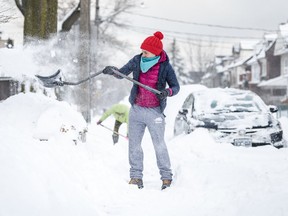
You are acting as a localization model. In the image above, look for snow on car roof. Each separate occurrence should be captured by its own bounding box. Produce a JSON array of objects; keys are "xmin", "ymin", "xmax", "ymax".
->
[{"xmin": 192, "ymin": 88, "xmax": 269, "ymax": 113}]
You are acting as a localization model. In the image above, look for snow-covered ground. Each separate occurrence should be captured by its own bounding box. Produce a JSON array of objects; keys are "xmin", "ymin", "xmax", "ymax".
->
[{"xmin": 1, "ymin": 85, "xmax": 288, "ymax": 216}]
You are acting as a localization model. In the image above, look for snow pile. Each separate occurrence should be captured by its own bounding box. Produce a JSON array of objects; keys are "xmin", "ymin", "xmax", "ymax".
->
[{"xmin": 33, "ymin": 100, "xmax": 87, "ymax": 142}]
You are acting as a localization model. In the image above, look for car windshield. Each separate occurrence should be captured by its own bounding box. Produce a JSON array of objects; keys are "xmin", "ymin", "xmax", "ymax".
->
[{"xmin": 193, "ymin": 89, "xmax": 268, "ymax": 114}]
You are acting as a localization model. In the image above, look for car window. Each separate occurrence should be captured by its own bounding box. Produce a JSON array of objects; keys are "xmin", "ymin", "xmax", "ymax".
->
[
  {"xmin": 182, "ymin": 94, "xmax": 193, "ymax": 110},
  {"xmin": 193, "ymin": 90, "xmax": 268, "ymax": 114}
]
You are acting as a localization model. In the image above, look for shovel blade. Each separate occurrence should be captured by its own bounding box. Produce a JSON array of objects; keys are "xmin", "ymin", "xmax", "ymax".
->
[{"xmin": 35, "ymin": 69, "xmax": 62, "ymax": 88}]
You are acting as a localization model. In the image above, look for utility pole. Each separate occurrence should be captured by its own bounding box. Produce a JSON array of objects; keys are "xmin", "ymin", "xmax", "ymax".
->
[
  {"xmin": 95, "ymin": 0, "xmax": 100, "ymax": 40},
  {"xmin": 79, "ymin": 0, "xmax": 91, "ymax": 123},
  {"xmin": 92, "ymin": 0, "xmax": 100, "ymax": 109}
]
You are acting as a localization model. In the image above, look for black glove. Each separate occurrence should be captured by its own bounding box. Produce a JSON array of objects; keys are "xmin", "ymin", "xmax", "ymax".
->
[
  {"xmin": 103, "ymin": 66, "xmax": 118, "ymax": 75},
  {"xmin": 96, "ymin": 120, "xmax": 102, "ymax": 125},
  {"xmin": 157, "ymin": 89, "xmax": 170, "ymax": 100},
  {"xmin": 112, "ymin": 134, "xmax": 119, "ymax": 144}
]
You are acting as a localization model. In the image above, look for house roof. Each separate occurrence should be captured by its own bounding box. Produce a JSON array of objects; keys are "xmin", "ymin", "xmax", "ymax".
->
[
  {"xmin": 216, "ymin": 65, "xmax": 226, "ymax": 73},
  {"xmin": 263, "ymin": 33, "xmax": 278, "ymax": 41},
  {"xmin": 258, "ymin": 75, "xmax": 288, "ymax": 88},
  {"xmin": 274, "ymin": 22, "xmax": 288, "ymax": 55},
  {"xmin": 228, "ymin": 55, "xmax": 253, "ymax": 68},
  {"xmin": 279, "ymin": 23, "xmax": 288, "ymax": 42},
  {"xmin": 247, "ymin": 39, "xmax": 277, "ymax": 64},
  {"xmin": 0, "ymin": 77, "xmax": 14, "ymax": 82},
  {"xmin": 233, "ymin": 40, "xmax": 258, "ymax": 51}
]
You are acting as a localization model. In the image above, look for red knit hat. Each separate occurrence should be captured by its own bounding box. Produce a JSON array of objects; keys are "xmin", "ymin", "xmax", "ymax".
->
[{"xmin": 140, "ymin": 31, "xmax": 164, "ymax": 55}]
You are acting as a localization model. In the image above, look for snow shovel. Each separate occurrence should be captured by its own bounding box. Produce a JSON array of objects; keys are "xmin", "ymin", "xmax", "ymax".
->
[
  {"xmin": 36, "ymin": 68, "xmax": 161, "ymax": 96},
  {"xmin": 35, "ymin": 69, "xmax": 104, "ymax": 88},
  {"xmin": 98, "ymin": 123, "xmax": 128, "ymax": 144},
  {"xmin": 111, "ymin": 68, "xmax": 162, "ymax": 95}
]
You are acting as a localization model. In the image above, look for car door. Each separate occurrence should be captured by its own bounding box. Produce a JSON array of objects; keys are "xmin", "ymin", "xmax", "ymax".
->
[{"xmin": 174, "ymin": 93, "xmax": 194, "ymax": 135}]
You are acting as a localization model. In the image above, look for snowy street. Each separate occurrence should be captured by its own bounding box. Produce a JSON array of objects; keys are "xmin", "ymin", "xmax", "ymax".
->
[{"xmin": 1, "ymin": 91, "xmax": 288, "ymax": 216}]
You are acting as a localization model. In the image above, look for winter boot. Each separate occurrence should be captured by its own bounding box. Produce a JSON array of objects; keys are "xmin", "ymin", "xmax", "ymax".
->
[
  {"xmin": 112, "ymin": 134, "xmax": 119, "ymax": 144},
  {"xmin": 129, "ymin": 178, "xmax": 144, "ymax": 189},
  {"xmin": 161, "ymin": 179, "xmax": 172, "ymax": 190}
]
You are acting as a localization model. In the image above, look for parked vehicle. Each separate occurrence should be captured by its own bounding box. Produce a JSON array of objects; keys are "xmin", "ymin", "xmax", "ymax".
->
[{"xmin": 174, "ymin": 88, "xmax": 287, "ymax": 148}]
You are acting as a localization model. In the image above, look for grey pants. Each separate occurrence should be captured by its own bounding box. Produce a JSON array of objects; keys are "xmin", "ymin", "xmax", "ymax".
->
[{"xmin": 128, "ymin": 105, "xmax": 173, "ymax": 180}]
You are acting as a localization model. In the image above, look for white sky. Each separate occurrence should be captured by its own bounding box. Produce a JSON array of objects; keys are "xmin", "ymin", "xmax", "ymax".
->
[
  {"xmin": 103, "ymin": 0, "xmax": 288, "ymax": 55},
  {"xmin": 136, "ymin": 0, "xmax": 288, "ymax": 34},
  {"xmin": 1, "ymin": 0, "xmax": 288, "ymax": 54}
]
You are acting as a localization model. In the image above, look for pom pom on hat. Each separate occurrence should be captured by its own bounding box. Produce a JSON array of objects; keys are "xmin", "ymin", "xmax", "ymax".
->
[
  {"xmin": 140, "ymin": 31, "xmax": 164, "ymax": 55},
  {"xmin": 154, "ymin": 31, "xmax": 164, "ymax": 40}
]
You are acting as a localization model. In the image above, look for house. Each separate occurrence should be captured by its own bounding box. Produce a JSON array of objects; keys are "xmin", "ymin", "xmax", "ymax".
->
[
  {"xmin": 0, "ymin": 32, "xmax": 6, "ymax": 48},
  {"xmin": 226, "ymin": 55, "xmax": 252, "ymax": 89},
  {"xmin": 0, "ymin": 32, "xmax": 13, "ymax": 48},
  {"xmin": 202, "ymin": 22, "xmax": 288, "ymax": 107},
  {"xmin": 257, "ymin": 23, "xmax": 288, "ymax": 104},
  {"xmin": 227, "ymin": 41, "xmax": 257, "ymax": 89},
  {"xmin": 0, "ymin": 77, "xmax": 18, "ymax": 101},
  {"xmin": 203, "ymin": 41, "xmax": 256, "ymax": 89},
  {"xmin": 202, "ymin": 55, "xmax": 234, "ymax": 88},
  {"xmin": 241, "ymin": 33, "xmax": 284, "ymax": 104}
]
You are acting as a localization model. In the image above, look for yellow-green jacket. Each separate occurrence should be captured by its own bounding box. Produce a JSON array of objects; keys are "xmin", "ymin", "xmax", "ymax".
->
[{"xmin": 100, "ymin": 104, "xmax": 129, "ymax": 125}]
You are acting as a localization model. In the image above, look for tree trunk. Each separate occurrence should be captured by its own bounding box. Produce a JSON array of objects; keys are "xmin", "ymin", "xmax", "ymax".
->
[
  {"xmin": 22, "ymin": 0, "xmax": 57, "ymax": 43},
  {"xmin": 46, "ymin": 0, "xmax": 57, "ymax": 36}
]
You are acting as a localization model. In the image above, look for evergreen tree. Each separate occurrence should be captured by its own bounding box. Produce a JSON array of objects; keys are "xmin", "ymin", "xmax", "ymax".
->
[{"xmin": 168, "ymin": 38, "xmax": 192, "ymax": 84}]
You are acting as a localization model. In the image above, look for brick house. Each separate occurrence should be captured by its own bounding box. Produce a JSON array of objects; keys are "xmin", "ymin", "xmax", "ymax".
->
[{"xmin": 257, "ymin": 23, "xmax": 288, "ymax": 104}]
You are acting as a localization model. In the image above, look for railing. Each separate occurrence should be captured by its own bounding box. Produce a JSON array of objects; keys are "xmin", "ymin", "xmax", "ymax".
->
[{"xmin": 276, "ymin": 104, "xmax": 288, "ymax": 118}]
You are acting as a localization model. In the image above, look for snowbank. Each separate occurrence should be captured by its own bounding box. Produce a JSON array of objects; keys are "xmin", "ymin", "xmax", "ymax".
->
[{"xmin": 1, "ymin": 90, "xmax": 288, "ymax": 216}]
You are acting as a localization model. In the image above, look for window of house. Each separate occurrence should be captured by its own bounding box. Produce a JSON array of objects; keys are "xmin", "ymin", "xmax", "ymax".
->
[
  {"xmin": 272, "ymin": 88, "xmax": 286, "ymax": 96},
  {"xmin": 262, "ymin": 61, "xmax": 267, "ymax": 77},
  {"xmin": 284, "ymin": 58, "xmax": 288, "ymax": 75},
  {"xmin": 252, "ymin": 64, "xmax": 260, "ymax": 82}
]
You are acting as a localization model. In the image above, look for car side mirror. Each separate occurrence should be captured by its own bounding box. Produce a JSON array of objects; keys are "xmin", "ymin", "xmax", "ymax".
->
[
  {"xmin": 269, "ymin": 105, "xmax": 278, "ymax": 113},
  {"xmin": 179, "ymin": 109, "xmax": 188, "ymax": 115}
]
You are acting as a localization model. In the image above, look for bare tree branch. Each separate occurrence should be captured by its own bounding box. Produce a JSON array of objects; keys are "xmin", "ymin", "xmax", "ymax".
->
[
  {"xmin": 100, "ymin": 0, "xmax": 137, "ymax": 34},
  {"xmin": 14, "ymin": 0, "xmax": 25, "ymax": 16},
  {"xmin": 60, "ymin": 2, "xmax": 81, "ymax": 32},
  {"xmin": 0, "ymin": 2, "xmax": 17, "ymax": 23}
]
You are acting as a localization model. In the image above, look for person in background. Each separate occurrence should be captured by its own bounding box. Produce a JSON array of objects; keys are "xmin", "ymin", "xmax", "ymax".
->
[
  {"xmin": 102, "ymin": 31, "xmax": 180, "ymax": 190},
  {"xmin": 97, "ymin": 103, "xmax": 129, "ymax": 144}
]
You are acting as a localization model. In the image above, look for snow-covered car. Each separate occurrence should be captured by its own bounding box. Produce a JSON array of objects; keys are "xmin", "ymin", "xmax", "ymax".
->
[{"xmin": 174, "ymin": 88, "xmax": 287, "ymax": 148}]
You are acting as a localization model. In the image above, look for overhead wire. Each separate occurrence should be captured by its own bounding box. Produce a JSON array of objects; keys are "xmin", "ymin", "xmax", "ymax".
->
[
  {"xmin": 123, "ymin": 24, "xmax": 264, "ymax": 40},
  {"xmin": 123, "ymin": 11, "xmax": 277, "ymax": 32},
  {"xmin": 124, "ymin": 27, "xmax": 245, "ymax": 51},
  {"xmin": 122, "ymin": 24, "xmax": 262, "ymax": 49},
  {"xmin": 115, "ymin": 12, "xmax": 274, "ymax": 50},
  {"xmin": 100, "ymin": 5, "xmax": 278, "ymax": 43},
  {"xmin": 100, "ymin": 5, "xmax": 278, "ymax": 52}
]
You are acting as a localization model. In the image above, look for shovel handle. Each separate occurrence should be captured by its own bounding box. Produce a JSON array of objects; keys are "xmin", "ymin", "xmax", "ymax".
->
[
  {"xmin": 36, "ymin": 69, "xmax": 104, "ymax": 87},
  {"xmin": 99, "ymin": 123, "xmax": 128, "ymax": 139},
  {"xmin": 111, "ymin": 69, "xmax": 161, "ymax": 95},
  {"xmin": 62, "ymin": 70, "xmax": 103, "ymax": 86}
]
